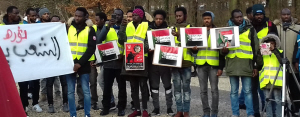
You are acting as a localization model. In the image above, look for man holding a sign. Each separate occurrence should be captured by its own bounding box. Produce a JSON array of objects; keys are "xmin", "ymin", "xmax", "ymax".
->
[
  {"xmin": 97, "ymin": 9, "xmax": 127, "ymax": 116},
  {"xmin": 148, "ymin": 10, "xmax": 174, "ymax": 116},
  {"xmin": 66, "ymin": 7, "xmax": 96, "ymax": 117},
  {"xmin": 222, "ymin": 9, "xmax": 260, "ymax": 117},
  {"xmin": 193, "ymin": 11, "xmax": 225, "ymax": 117},
  {"xmin": 171, "ymin": 7, "xmax": 194, "ymax": 117},
  {"xmin": 119, "ymin": 8, "xmax": 150, "ymax": 117}
]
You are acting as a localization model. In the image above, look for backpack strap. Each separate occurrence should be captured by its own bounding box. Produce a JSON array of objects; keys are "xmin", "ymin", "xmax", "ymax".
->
[{"xmin": 268, "ymin": 21, "xmax": 272, "ymax": 34}]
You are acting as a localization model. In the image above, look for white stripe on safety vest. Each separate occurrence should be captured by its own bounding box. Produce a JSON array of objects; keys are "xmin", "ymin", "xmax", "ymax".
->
[
  {"xmin": 69, "ymin": 43, "xmax": 87, "ymax": 48},
  {"xmin": 240, "ymin": 42, "xmax": 250, "ymax": 46},
  {"xmin": 127, "ymin": 36, "xmax": 145, "ymax": 42},
  {"xmin": 69, "ymin": 42, "xmax": 77, "ymax": 46},
  {"xmin": 264, "ymin": 66, "xmax": 280, "ymax": 71},
  {"xmin": 119, "ymin": 47, "xmax": 124, "ymax": 52},
  {"xmin": 260, "ymin": 76, "xmax": 283, "ymax": 83},
  {"xmin": 71, "ymin": 51, "xmax": 77, "ymax": 54},
  {"xmin": 77, "ymin": 52, "xmax": 85, "ymax": 56},
  {"xmin": 228, "ymin": 49, "xmax": 253, "ymax": 55},
  {"xmin": 196, "ymin": 56, "xmax": 218, "ymax": 60}
]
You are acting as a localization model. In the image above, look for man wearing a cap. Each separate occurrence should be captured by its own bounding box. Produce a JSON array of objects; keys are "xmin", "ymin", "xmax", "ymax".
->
[
  {"xmin": 39, "ymin": 7, "xmax": 52, "ymax": 103},
  {"xmin": 193, "ymin": 11, "xmax": 225, "ymax": 117},
  {"xmin": 118, "ymin": 8, "xmax": 150, "ymax": 117},
  {"xmin": 257, "ymin": 34, "xmax": 283, "ymax": 117},
  {"xmin": 39, "ymin": 8, "xmax": 50, "ymax": 22},
  {"xmin": 251, "ymin": 4, "xmax": 278, "ymax": 116}
]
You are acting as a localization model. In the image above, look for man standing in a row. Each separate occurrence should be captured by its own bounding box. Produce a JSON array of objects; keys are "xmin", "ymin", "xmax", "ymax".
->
[
  {"xmin": 148, "ymin": 9, "xmax": 174, "ymax": 116},
  {"xmin": 222, "ymin": 9, "xmax": 259, "ymax": 117},
  {"xmin": 98, "ymin": 9, "xmax": 127, "ymax": 116},
  {"xmin": 119, "ymin": 8, "xmax": 150, "ymax": 117},
  {"xmin": 171, "ymin": 7, "xmax": 194, "ymax": 117},
  {"xmin": 18, "ymin": 7, "xmax": 43, "ymax": 116},
  {"xmin": 195, "ymin": 11, "xmax": 225, "ymax": 117},
  {"xmin": 66, "ymin": 7, "xmax": 96, "ymax": 117},
  {"xmin": 251, "ymin": 4, "xmax": 278, "ymax": 117}
]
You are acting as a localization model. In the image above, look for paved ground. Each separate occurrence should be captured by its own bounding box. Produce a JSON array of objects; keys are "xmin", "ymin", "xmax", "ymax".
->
[{"xmin": 25, "ymin": 74, "xmax": 262, "ymax": 117}]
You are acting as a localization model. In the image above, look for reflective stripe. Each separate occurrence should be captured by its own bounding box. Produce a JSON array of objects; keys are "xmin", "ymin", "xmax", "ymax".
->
[
  {"xmin": 69, "ymin": 42, "xmax": 77, "ymax": 46},
  {"xmin": 196, "ymin": 56, "xmax": 218, "ymax": 60},
  {"xmin": 264, "ymin": 67, "xmax": 280, "ymax": 71},
  {"xmin": 71, "ymin": 51, "xmax": 77, "ymax": 54},
  {"xmin": 127, "ymin": 36, "xmax": 145, "ymax": 42},
  {"xmin": 229, "ymin": 49, "xmax": 253, "ymax": 55},
  {"xmin": 127, "ymin": 36, "xmax": 134, "ymax": 40},
  {"xmin": 240, "ymin": 42, "xmax": 250, "ymax": 46},
  {"xmin": 259, "ymin": 76, "xmax": 283, "ymax": 83},
  {"xmin": 77, "ymin": 43, "xmax": 87, "ymax": 48},
  {"xmin": 77, "ymin": 52, "xmax": 85, "ymax": 56}
]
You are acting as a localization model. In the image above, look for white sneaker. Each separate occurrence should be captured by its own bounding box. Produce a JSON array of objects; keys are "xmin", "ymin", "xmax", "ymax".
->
[{"xmin": 33, "ymin": 104, "xmax": 43, "ymax": 112}]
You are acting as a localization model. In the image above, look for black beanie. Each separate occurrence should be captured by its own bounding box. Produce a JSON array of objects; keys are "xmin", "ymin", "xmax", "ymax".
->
[{"xmin": 252, "ymin": 4, "xmax": 265, "ymax": 16}]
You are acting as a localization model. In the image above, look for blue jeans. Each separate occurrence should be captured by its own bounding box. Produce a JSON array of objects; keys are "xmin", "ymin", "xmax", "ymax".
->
[
  {"xmin": 172, "ymin": 67, "xmax": 191, "ymax": 112},
  {"xmin": 67, "ymin": 73, "xmax": 91, "ymax": 117},
  {"xmin": 263, "ymin": 88, "xmax": 282, "ymax": 117},
  {"xmin": 239, "ymin": 84, "xmax": 266, "ymax": 107},
  {"xmin": 230, "ymin": 76, "xmax": 254, "ymax": 116}
]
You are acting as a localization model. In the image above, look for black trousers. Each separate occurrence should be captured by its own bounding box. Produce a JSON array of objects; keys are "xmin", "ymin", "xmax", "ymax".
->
[
  {"xmin": 130, "ymin": 76, "xmax": 148, "ymax": 110},
  {"xmin": 46, "ymin": 76, "xmax": 68, "ymax": 105},
  {"xmin": 102, "ymin": 68, "xmax": 127, "ymax": 111},
  {"xmin": 252, "ymin": 75, "xmax": 260, "ymax": 114},
  {"xmin": 149, "ymin": 65, "xmax": 173, "ymax": 109},
  {"xmin": 18, "ymin": 79, "xmax": 40, "ymax": 110},
  {"xmin": 287, "ymin": 72, "xmax": 300, "ymax": 111}
]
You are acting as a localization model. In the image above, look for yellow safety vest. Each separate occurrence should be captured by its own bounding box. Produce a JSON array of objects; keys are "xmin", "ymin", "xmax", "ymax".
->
[
  {"xmin": 227, "ymin": 29, "xmax": 253, "ymax": 59},
  {"xmin": 259, "ymin": 50, "xmax": 283, "ymax": 89},
  {"xmin": 174, "ymin": 24, "xmax": 193, "ymax": 63},
  {"xmin": 257, "ymin": 22, "xmax": 269, "ymax": 41},
  {"xmin": 102, "ymin": 25, "xmax": 124, "ymax": 54},
  {"xmin": 125, "ymin": 21, "xmax": 149, "ymax": 57},
  {"xmin": 68, "ymin": 25, "xmax": 95, "ymax": 61},
  {"xmin": 196, "ymin": 35, "xmax": 219, "ymax": 66},
  {"xmin": 175, "ymin": 24, "xmax": 190, "ymax": 44}
]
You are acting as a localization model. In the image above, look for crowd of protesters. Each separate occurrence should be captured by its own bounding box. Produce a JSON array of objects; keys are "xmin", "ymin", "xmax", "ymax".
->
[{"xmin": 1, "ymin": 3, "xmax": 300, "ymax": 117}]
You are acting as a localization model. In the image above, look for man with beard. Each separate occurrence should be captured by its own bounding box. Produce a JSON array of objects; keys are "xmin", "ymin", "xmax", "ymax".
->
[
  {"xmin": 97, "ymin": 9, "xmax": 127, "ymax": 116},
  {"xmin": 222, "ymin": 9, "xmax": 259, "ymax": 117},
  {"xmin": 251, "ymin": 4, "xmax": 278, "ymax": 117},
  {"xmin": 0, "ymin": 6, "xmax": 22, "ymax": 25},
  {"xmin": 171, "ymin": 7, "xmax": 194, "ymax": 117},
  {"xmin": 193, "ymin": 11, "xmax": 225, "ymax": 117},
  {"xmin": 38, "ymin": 8, "xmax": 53, "ymax": 102},
  {"xmin": 275, "ymin": 8, "xmax": 300, "ymax": 114}
]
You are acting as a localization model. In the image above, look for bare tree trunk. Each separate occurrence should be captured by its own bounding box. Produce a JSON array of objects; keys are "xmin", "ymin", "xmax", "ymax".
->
[{"xmin": 230, "ymin": 0, "xmax": 238, "ymax": 12}]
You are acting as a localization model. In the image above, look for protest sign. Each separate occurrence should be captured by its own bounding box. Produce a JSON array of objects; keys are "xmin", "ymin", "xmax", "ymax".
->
[
  {"xmin": 147, "ymin": 28, "xmax": 175, "ymax": 50},
  {"xmin": 94, "ymin": 41, "xmax": 120, "ymax": 63},
  {"xmin": 153, "ymin": 45, "xmax": 183, "ymax": 68},
  {"xmin": 0, "ymin": 23, "xmax": 74, "ymax": 82},
  {"xmin": 180, "ymin": 27, "xmax": 207, "ymax": 48},
  {"xmin": 124, "ymin": 42, "xmax": 144, "ymax": 70},
  {"xmin": 210, "ymin": 26, "xmax": 240, "ymax": 49}
]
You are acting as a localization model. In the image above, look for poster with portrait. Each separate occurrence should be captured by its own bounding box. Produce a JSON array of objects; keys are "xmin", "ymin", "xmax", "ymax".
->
[
  {"xmin": 210, "ymin": 26, "xmax": 240, "ymax": 49},
  {"xmin": 153, "ymin": 45, "xmax": 183, "ymax": 68},
  {"xmin": 124, "ymin": 42, "xmax": 144, "ymax": 70},
  {"xmin": 180, "ymin": 27, "xmax": 208, "ymax": 48},
  {"xmin": 147, "ymin": 28, "xmax": 175, "ymax": 50},
  {"xmin": 94, "ymin": 41, "xmax": 120, "ymax": 64}
]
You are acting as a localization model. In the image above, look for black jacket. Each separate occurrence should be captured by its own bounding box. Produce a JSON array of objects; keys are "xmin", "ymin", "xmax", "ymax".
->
[
  {"xmin": 70, "ymin": 21, "xmax": 96, "ymax": 75},
  {"xmin": 252, "ymin": 17, "xmax": 278, "ymax": 35}
]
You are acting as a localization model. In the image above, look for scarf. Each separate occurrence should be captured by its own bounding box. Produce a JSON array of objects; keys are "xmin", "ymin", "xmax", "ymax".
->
[{"xmin": 228, "ymin": 19, "xmax": 245, "ymax": 33}]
